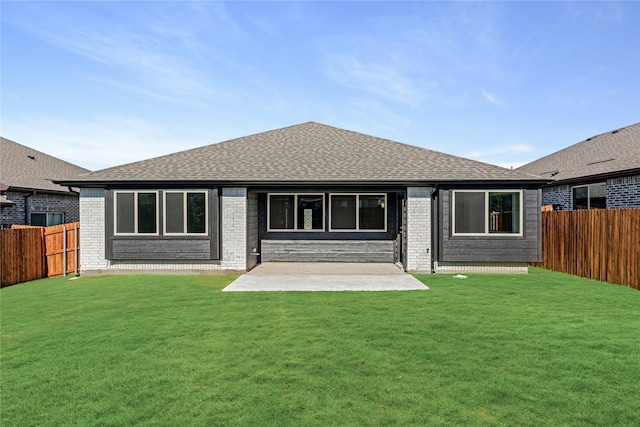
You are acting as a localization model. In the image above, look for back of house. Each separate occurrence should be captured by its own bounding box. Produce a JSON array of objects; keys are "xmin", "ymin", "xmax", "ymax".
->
[{"xmin": 56, "ymin": 122, "xmax": 547, "ymax": 275}]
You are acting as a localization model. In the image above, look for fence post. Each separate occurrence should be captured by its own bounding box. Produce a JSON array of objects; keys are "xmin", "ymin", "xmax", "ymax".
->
[
  {"xmin": 63, "ymin": 225, "xmax": 67, "ymax": 277},
  {"xmin": 74, "ymin": 223, "xmax": 79, "ymax": 276}
]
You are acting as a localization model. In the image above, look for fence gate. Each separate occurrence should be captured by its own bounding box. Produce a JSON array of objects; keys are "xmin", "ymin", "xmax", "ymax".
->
[{"xmin": 45, "ymin": 222, "xmax": 80, "ymax": 277}]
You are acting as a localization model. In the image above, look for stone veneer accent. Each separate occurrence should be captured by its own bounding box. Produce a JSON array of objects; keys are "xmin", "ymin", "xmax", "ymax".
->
[{"xmin": 405, "ymin": 187, "xmax": 432, "ymax": 272}]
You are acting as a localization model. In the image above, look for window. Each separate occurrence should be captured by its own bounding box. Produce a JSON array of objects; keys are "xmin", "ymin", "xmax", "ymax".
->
[
  {"xmin": 164, "ymin": 191, "xmax": 207, "ymax": 235},
  {"xmin": 330, "ymin": 194, "xmax": 386, "ymax": 231},
  {"xmin": 453, "ymin": 190, "xmax": 522, "ymax": 236},
  {"xmin": 30, "ymin": 212, "xmax": 64, "ymax": 226},
  {"xmin": 115, "ymin": 191, "xmax": 158, "ymax": 235},
  {"xmin": 268, "ymin": 194, "xmax": 324, "ymax": 231},
  {"xmin": 572, "ymin": 183, "xmax": 606, "ymax": 209}
]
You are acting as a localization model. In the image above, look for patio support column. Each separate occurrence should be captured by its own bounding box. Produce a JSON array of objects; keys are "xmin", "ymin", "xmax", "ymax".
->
[
  {"xmin": 221, "ymin": 187, "xmax": 248, "ymax": 271},
  {"xmin": 79, "ymin": 188, "xmax": 109, "ymax": 270},
  {"xmin": 406, "ymin": 187, "xmax": 432, "ymax": 272}
]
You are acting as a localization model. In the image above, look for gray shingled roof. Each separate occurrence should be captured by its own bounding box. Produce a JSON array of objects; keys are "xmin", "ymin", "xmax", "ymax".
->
[
  {"xmin": 58, "ymin": 122, "xmax": 544, "ymax": 185},
  {"xmin": 1, "ymin": 137, "xmax": 91, "ymax": 193},
  {"xmin": 518, "ymin": 122, "xmax": 640, "ymax": 183}
]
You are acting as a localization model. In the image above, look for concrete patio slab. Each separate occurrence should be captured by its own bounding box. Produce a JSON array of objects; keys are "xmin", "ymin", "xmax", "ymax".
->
[{"xmin": 222, "ymin": 262, "xmax": 429, "ymax": 292}]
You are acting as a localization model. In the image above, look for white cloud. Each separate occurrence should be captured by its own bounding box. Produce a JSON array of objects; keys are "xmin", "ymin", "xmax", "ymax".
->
[
  {"xmin": 322, "ymin": 49, "xmax": 423, "ymax": 106},
  {"xmin": 3, "ymin": 2, "xmax": 246, "ymax": 101},
  {"xmin": 2, "ymin": 115, "xmax": 209, "ymax": 171},
  {"xmin": 317, "ymin": 3, "xmax": 512, "ymax": 108},
  {"xmin": 482, "ymin": 89, "xmax": 504, "ymax": 106}
]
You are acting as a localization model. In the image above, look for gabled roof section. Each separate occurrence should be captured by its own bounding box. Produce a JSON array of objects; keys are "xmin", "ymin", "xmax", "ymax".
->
[
  {"xmin": 1, "ymin": 137, "xmax": 91, "ymax": 193},
  {"xmin": 57, "ymin": 122, "xmax": 544, "ymax": 186},
  {"xmin": 517, "ymin": 122, "xmax": 640, "ymax": 183}
]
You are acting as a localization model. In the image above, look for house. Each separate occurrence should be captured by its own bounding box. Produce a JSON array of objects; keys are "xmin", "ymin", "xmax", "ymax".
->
[
  {"xmin": 518, "ymin": 122, "xmax": 640, "ymax": 210},
  {"xmin": 56, "ymin": 122, "xmax": 546, "ymax": 274},
  {"xmin": 1, "ymin": 137, "xmax": 91, "ymax": 227}
]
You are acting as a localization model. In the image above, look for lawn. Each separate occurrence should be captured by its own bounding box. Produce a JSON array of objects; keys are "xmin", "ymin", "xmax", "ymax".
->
[{"xmin": 2, "ymin": 268, "xmax": 639, "ymax": 426}]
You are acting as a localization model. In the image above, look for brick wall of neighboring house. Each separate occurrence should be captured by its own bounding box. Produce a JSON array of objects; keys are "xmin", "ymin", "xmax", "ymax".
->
[
  {"xmin": 607, "ymin": 174, "xmax": 640, "ymax": 208},
  {"xmin": 0, "ymin": 190, "xmax": 80, "ymax": 226},
  {"xmin": 541, "ymin": 184, "xmax": 572, "ymax": 210},
  {"xmin": 406, "ymin": 186, "xmax": 432, "ymax": 272},
  {"xmin": 541, "ymin": 175, "xmax": 640, "ymax": 210}
]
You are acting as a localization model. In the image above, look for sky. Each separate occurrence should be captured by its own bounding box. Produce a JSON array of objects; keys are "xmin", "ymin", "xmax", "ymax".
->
[{"xmin": 1, "ymin": 1, "xmax": 639, "ymax": 172}]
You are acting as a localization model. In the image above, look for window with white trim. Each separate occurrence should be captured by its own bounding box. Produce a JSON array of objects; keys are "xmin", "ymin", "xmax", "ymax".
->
[
  {"xmin": 452, "ymin": 190, "xmax": 522, "ymax": 236},
  {"xmin": 572, "ymin": 183, "xmax": 606, "ymax": 210},
  {"xmin": 268, "ymin": 194, "xmax": 324, "ymax": 231},
  {"xmin": 164, "ymin": 191, "xmax": 208, "ymax": 235},
  {"xmin": 330, "ymin": 194, "xmax": 386, "ymax": 232},
  {"xmin": 114, "ymin": 191, "xmax": 159, "ymax": 235},
  {"xmin": 31, "ymin": 212, "xmax": 64, "ymax": 226}
]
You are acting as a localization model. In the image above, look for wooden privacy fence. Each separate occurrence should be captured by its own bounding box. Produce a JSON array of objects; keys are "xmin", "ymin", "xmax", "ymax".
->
[
  {"xmin": 535, "ymin": 209, "xmax": 640, "ymax": 290},
  {"xmin": 1, "ymin": 222, "xmax": 80, "ymax": 287}
]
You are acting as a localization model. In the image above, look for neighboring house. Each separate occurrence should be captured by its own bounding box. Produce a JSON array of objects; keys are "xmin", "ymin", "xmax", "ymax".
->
[
  {"xmin": 57, "ymin": 122, "xmax": 547, "ymax": 274},
  {"xmin": 518, "ymin": 122, "xmax": 640, "ymax": 210},
  {"xmin": 1, "ymin": 137, "xmax": 91, "ymax": 227}
]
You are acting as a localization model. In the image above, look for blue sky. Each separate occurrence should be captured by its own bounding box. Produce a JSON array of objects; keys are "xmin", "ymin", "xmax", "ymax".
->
[{"xmin": 2, "ymin": 1, "xmax": 639, "ymax": 171}]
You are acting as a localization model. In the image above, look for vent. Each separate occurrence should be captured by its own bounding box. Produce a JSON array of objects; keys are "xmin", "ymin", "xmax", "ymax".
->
[{"xmin": 587, "ymin": 158, "xmax": 615, "ymax": 166}]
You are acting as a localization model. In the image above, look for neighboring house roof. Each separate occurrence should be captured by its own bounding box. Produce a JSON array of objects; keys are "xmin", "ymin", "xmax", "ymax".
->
[
  {"xmin": 57, "ymin": 122, "xmax": 544, "ymax": 186},
  {"xmin": 517, "ymin": 122, "xmax": 640, "ymax": 184},
  {"xmin": 1, "ymin": 137, "xmax": 91, "ymax": 193}
]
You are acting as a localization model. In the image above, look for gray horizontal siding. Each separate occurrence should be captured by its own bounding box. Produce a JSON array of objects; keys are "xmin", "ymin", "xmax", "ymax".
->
[
  {"xmin": 111, "ymin": 238, "xmax": 212, "ymax": 260},
  {"xmin": 438, "ymin": 188, "xmax": 541, "ymax": 263},
  {"xmin": 261, "ymin": 240, "xmax": 395, "ymax": 263}
]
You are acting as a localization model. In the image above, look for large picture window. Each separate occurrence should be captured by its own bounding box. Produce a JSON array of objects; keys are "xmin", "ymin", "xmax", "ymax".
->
[
  {"xmin": 572, "ymin": 183, "xmax": 606, "ymax": 210},
  {"xmin": 330, "ymin": 194, "xmax": 386, "ymax": 231},
  {"xmin": 164, "ymin": 191, "xmax": 207, "ymax": 235},
  {"xmin": 268, "ymin": 194, "xmax": 324, "ymax": 231},
  {"xmin": 114, "ymin": 191, "xmax": 159, "ymax": 235},
  {"xmin": 453, "ymin": 190, "xmax": 522, "ymax": 236}
]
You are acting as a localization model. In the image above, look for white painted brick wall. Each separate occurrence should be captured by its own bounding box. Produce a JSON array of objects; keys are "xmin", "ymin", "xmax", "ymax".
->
[
  {"xmin": 221, "ymin": 187, "xmax": 247, "ymax": 271},
  {"xmin": 79, "ymin": 188, "xmax": 109, "ymax": 270},
  {"xmin": 406, "ymin": 187, "xmax": 432, "ymax": 272},
  {"xmin": 435, "ymin": 261, "xmax": 528, "ymax": 274}
]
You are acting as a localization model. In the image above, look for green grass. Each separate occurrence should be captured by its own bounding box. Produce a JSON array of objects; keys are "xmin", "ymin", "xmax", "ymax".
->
[{"xmin": 2, "ymin": 268, "xmax": 639, "ymax": 426}]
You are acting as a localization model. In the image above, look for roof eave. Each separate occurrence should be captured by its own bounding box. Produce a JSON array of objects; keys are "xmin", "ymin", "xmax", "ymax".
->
[
  {"xmin": 545, "ymin": 167, "xmax": 640, "ymax": 186},
  {"xmin": 3, "ymin": 185, "xmax": 79, "ymax": 196},
  {"xmin": 55, "ymin": 177, "xmax": 549, "ymax": 188}
]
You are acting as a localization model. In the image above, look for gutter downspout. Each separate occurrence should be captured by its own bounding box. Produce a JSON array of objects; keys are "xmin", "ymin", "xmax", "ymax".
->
[
  {"xmin": 24, "ymin": 190, "xmax": 36, "ymax": 225},
  {"xmin": 430, "ymin": 185, "xmax": 439, "ymax": 274}
]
